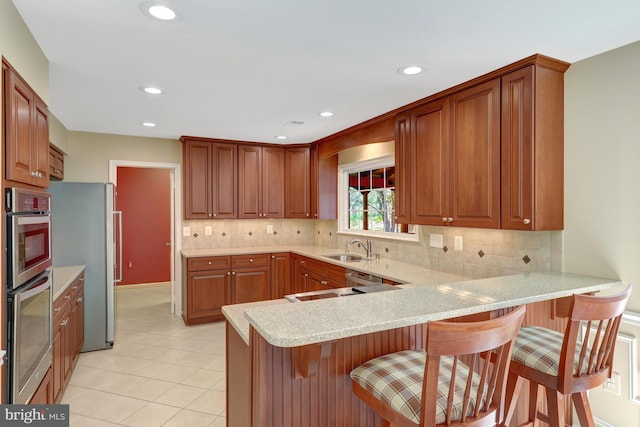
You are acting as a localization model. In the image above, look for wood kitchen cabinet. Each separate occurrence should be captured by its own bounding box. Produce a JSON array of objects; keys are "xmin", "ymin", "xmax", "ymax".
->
[
  {"xmin": 238, "ymin": 145, "xmax": 285, "ymax": 218},
  {"xmin": 49, "ymin": 143, "xmax": 65, "ymax": 180},
  {"xmin": 29, "ymin": 368, "xmax": 53, "ymax": 404},
  {"xmin": 183, "ymin": 256, "xmax": 231, "ymax": 325},
  {"xmin": 404, "ymin": 80, "xmax": 500, "ymax": 227},
  {"xmin": 291, "ymin": 254, "xmax": 309, "ymax": 293},
  {"xmin": 182, "ymin": 254, "xmax": 274, "ymax": 325},
  {"xmin": 501, "ymin": 65, "xmax": 565, "ymax": 230},
  {"xmin": 51, "ymin": 272, "xmax": 85, "ymax": 403},
  {"xmin": 310, "ymin": 143, "xmax": 338, "ymax": 220},
  {"xmin": 2, "ymin": 59, "xmax": 50, "ymax": 188},
  {"xmin": 230, "ymin": 254, "xmax": 272, "ymax": 304},
  {"xmin": 182, "ymin": 138, "xmax": 237, "ymax": 219},
  {"xmin": 271, "ymin": 252, "xmax": 291, "ymax": 299},
  {"xmin": 396, "ymin": 56, "xmax": 567, "ymax": 230},
  {"xmin": 285, "ymin": 146, "xmax": 311, "ymax": 218}
]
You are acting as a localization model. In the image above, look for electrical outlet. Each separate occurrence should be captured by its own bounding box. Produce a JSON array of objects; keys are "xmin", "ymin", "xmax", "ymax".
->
[
  {"xmin": 454, "ymin": 236, "xmax": 463, "ymax": 251},
  {"xmin": 602, "ymin": 371, "xmax": 622, "ymax": 396},
  {"xmin": 429, "ymin": 234, "xmax": 444, "ymax": 248},
  {"xmin": 205, "ymin": 226, "xmax": 212, "ymax": 236},
  {"xmin": 183, "ymin": 226, "xmax": 191, "ymax": 237},
  {"xmin": 267, "ymin": 224, "xmax": 274, "ymax": 234}
]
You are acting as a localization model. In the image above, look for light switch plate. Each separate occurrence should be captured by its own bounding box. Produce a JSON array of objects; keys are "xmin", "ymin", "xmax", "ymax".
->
[
  {"xmin": 267, "ymin": 224, "xmax": 274, "ymax": 234},
  {"xmin": 183, "ymin": 226, "xmax": 191, "ymax": 237},
  {"xmin": 205, "ymin": 226, "xmax": 212, "ymax": 236},
  {"xmin": 429, "ymin": 234, "xmax": 444, "ymax": 248}
]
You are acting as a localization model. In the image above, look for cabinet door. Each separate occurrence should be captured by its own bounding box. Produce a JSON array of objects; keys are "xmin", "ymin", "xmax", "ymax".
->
[
  {"xmin": 271, "ymin": 253, "xmax": 291, "ymax": 299},
  {"xmin": 502, "ymin": 66, "xmax": 534, "ymax": 230},
  {"xmin": 292, "ymin": 255, "xmax": 309, "ymax": 293},
  {"xmin": 394, "ymin": 113, "xmax": 412, "ymax": 224},
  {"xmin": 52, "ymin": 318, "xmax": 63, "ymax": 403},
  {"xmin": 187, "ymin": 270, "xmax": 229, "ymax": 321},
  {"xmin": 262, "ymin": 146, "xmax": 285, "ymax": 218},
  {"xmin": 4, "ymin": 67, "xmax": 35, "ymax": 185},
  {"xmin": 49, "ymin": 144, "xmax": 64, "ymax": 180},
  {"xmin": 29, "ymin": 368, "xmax": 52, "ymax": 404},
  {"xmin": 285, "ymin": 147, "xmax": 311, "ymax": 218},
  {"xmin": 449, "ymin": 78, "xmax": 501, "ymax": 228},
  {"xmin": 232, "ymin": 266, "xmax": 271, "ymax": 304},
  {"xmin": 307, "ymin": 274, "xmax": 329, "ymax": 291},
  {"xmin": 75, "ymin": 286, "xmax": 85, "ymax": 356},
  {"xmin": 183, "ymin": 141, "xmax": 212, "ymax": 219},
  {"xmin": 33, "ymin": 99, "xmax": 50, "ymax": 187},
  {"xmin": 212, "ymin": 143, "xmax": 238, "ymax": 218},
  {"xmin": 62, "ymin": 310, "xmax": 72, "ymax": 385},
  {"xmin": 411, "ymin": 98, "xmax": 450, "ymax": 225},
  {"xmin": 238, "ymin": 145, "xmax": 262, "ymax": 218}
]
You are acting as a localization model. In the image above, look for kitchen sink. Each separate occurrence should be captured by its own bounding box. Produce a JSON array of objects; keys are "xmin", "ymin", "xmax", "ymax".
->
[
  {"xmin": 285, "ymin": 284, "xmax": 399, "ymax": 303},
  {"xmin": 324, "ymin": 253, "xmax": 371, "ymax": 262}
]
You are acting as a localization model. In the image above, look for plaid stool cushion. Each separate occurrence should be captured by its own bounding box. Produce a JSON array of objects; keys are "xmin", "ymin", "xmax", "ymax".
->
[
  {"xmin": 511, "ymin": 326, "xmax": 586, "ymax": 375},
  {"xmin": 350, "ymin": 349, "xmax": 485, "ymax": 424}
]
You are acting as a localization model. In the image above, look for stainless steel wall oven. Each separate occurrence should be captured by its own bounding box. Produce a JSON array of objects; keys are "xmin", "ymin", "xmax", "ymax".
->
[{"xmin": 5, "ymin": 188, "xmax": 53, "ymax": 404}]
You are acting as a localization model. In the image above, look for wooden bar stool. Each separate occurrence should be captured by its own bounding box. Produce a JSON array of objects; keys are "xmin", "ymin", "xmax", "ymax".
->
[
  {"xmin": 502, "ymin": 284, "xmax": 632, "ymax": 427},
  {"xmin": 350, "ymin": 306, "xmax": 526, "ymax": 427}
]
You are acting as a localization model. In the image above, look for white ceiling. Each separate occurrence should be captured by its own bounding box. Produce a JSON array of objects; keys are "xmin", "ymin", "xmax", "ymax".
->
[{"xmin": 11, "ymin": 0, "xmax": 640, "ymax": 144}]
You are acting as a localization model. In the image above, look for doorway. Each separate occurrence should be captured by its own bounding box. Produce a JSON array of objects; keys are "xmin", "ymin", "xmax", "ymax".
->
[{"xmin": 109, "ymin": 160, "xmax": 182, "ymax": 315}]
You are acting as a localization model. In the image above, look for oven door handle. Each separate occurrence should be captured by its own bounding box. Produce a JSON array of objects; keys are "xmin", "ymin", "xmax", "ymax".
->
[{"xmin": 17, "ymin": 272, "xmax": 51, "ymax": 300}]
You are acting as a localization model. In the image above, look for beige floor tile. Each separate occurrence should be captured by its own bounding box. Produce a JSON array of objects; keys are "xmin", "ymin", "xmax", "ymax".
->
[
  {"xmin": 181, "ymin": 368, "xmax": 225, "ymax": 389},
  {"xmin": 203, "ymin": 356, "xmax": 226, "ymax": 372},
  {"xmin": 120, "ymin": 379, "xmax": 176, "ymax": 401},
  {"xmin": 149, "ymin": 364, "xmax": 199, "ymax": 383},
  {"xmin": 70, "ymin": 415, "xmax": 121, "ymax": 426},
  {"xmin": 120, "ymin": 402, "xmax": 181, "ymax": 427},
  {"xmin": 153, "ymin": 383, "xmax": 207, "ymax": 408},
  {"xmin": 93, "ymin": 371, "xmax": 148, "ymax": 394},
  {"xmin": 162, "ymin": 409, "xmax": 217, "ymax": 427},
  {"xmin": 186, "ymin": 389, "xmax": 226, "ymax": 415},
  {"xmin": 111, "ymin": 341, "xmax": 166, "ymax": 360},
  {"xmin": 207, "ymin": 416, "xmax": 226, "ymax": 427},
  {"xmin": 152, "ymin": 348, "xmax": 193, "ymax": 364},
  {"xmin": 66, "ymin": 390, "xmax": 120, "ymax": 416},
  {"xmin": 102, "ymin": 356, "xmax": 172, "ymax": 378},
  {"xmin": 77, "ymin": 349, "xmax": 122, "ymax": 368},
  {"xmin": 61, "ymin": 384, "xmax": 91, "ymax": 403},
  {"xmin": 86, "ymin": 395, "xmax": 148, "ymax": 423},
  {"xmin": 69, "ymin": 366, "xmax": 121, "ymax": 389},
  {"xmin": 177, "ymin": 352, "xmax": 221, "ymax": 369}
]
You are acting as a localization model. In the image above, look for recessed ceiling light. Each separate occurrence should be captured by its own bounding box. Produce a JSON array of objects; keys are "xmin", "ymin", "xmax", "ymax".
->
[
  {"xmin": 319, "ymin": 111, "xmax": 334, "ymax": 117},
  {"xmin": 149, "ymin": 5, "xmax": 176, "ymax": 20},
  {"xmin": 275, "ymin": 135, "xmax": 288, "ymax": 140},
  {"xmin": 140, "ymin": 2, "xmax": 179, "ymax": 21},
  {"xmin": 143, "ymin": 86, "xmax": 163, "ymax": 95},
  {"xmin": 142, "ymin": 122, "xmax": 156, "ymax": 127},
  {"xmin": 398, "ymin": 65, "xmax": 424, "ymax": 76}
]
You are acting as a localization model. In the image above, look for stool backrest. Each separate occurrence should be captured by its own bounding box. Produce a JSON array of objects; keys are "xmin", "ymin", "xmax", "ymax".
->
[
  {"xmin": 558, "ymin": 284, "xmax": 632, "ymax": 394},
  {"xmin": 422, "ymin": 305, "xmax": 526, "ymax": 427}
]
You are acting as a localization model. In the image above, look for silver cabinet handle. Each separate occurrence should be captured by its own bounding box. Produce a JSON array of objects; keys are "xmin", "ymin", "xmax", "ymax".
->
[
  {"xmin": 208, "ymin": 261, "xmax": 212, "ymax": 265},
  {"xmin": 271, "ymin": 255, "xmax": 275, "ymax": 259},
  {"xmin": 54, "ymin": 307, "xmax": 61, "ymax": 313},
  {"xmin": 442, "ymin": 217, "xmax": 448, "ymax": 223},
  {"xmin": 447, "ymin": 217, "xmax": 453, "ymax": 223},
  {"xmin": 321, "ymin": 280, "xmax": 328, "ymax": 285},
  {"xmin": 227, "ymin": 271, "xmax": 231, "ymax": 275},
  {"xmin": 249, "ymin": 258, "xmax": 254, "ymax": 263},
  {"xmin": 523, "ymin": 218, "xmax": 531, "ymax": 225},
  {"xmin": 232, "ymin": 271, "xmax": 236, "ymax": 275},
  {"xmin": 64, "ymin": 295, "xmax": 70, "ymax": 300},
  {"xmin": 213, "ymin": 213, "xmax": 217, "ymax": 217}
]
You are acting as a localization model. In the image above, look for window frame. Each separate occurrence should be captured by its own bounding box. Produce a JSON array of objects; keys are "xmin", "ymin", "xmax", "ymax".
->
[{"xmin": 337, "ymin": 155, "xmax": 419, "ymax": 242}]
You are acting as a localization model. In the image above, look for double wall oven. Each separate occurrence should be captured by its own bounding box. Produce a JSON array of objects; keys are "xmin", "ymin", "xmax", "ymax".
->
[{"xmin": 5, "ymin": 188, "xmax": 53, "ymax": 404}]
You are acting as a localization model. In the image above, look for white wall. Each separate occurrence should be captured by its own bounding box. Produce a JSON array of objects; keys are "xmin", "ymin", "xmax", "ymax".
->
[{"xmin": 564, "ymin": 40, "xmax": 640, "ymax": 426}]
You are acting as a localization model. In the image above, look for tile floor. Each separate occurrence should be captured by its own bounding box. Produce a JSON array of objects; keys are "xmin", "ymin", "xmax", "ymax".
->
[{"xmin": 63, "ymin": 284, "xmax": 227, "ymax": 427}]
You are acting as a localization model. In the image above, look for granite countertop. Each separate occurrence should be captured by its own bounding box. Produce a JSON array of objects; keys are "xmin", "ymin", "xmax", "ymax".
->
[
  {"xmin": 51, "ymin": 265, "xmax": 85, "ymax": 300},
  {"xmin": 223, "ymin": 271, "xmax": 621, "ymax": 347},
  {"xmin": 182, "ymin": 245, "xmax": 469, "ymax": 286}
]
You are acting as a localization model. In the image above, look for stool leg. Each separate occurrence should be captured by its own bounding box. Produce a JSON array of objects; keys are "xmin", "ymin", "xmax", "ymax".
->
[
  {"xmin": 545, "ymin": 387, "xmax": 566, "ymax": 427},
  {"xmin": 572, "ymin": 391, "xmax": 595, "ymax": 427},
  {"xmin": 501, "ymin": 373, "xmax": 524, "ymax": 427},
  {"xmin": 528, "ymin": 381, "xmax": 542, "ymax": 424}
]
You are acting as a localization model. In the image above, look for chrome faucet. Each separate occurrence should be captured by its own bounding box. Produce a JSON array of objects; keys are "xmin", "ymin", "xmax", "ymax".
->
[{"xmin": 349, "ymin": 239, "xmax": 372, "ymax": 258}]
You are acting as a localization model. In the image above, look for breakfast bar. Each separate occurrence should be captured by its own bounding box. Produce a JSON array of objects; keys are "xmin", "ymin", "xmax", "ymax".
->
[{"xmin": 223, "ymin": 271, "xmax": 622, "ymax": 427}]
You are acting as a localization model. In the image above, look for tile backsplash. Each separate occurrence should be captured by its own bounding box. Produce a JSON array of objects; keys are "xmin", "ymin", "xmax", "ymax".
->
[
  {"xmin": 314, "ymin": 220, "xmax": 563, "ymax": 279},
  {"xmin": 182, "ymin": 219, "xmax": 562, "ymax": 279}
]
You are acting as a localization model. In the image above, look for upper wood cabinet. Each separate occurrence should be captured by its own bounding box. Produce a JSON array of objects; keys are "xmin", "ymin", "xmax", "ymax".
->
[
  {"xmin": 3, "ymin": 60, "xmax": 50, "ymax": 188},
  {"xmin": 310, "ymin": 143, "xmax": 338, "ymax": 220},
  {"xmin": 49, "ymin": 143, "xmax": 65, "ymax": 181},
  {"xmin": 285, "ymin": 146, "xmax": 311, "ymax": 218},
  {"xmin": 238, "ymin": 145, "xmax": 285, "ymax": 218},
  {"xmin": 183, "ymin": 139, "xmax": 237, "ymax": 219},
  {"xmin": 501, "ymin": 65, "xmax": 564, "ymax": 230},
  {"xmin": 396, "ymin": 56, "xmax": 567, "ymax": 230}
]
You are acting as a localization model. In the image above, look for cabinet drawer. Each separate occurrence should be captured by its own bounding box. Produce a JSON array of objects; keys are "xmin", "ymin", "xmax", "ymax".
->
[
  {"xmin": 188, "ymin": 256, "xmax": 231, "ymax": 271},
  {"xmin": 53, "ymin": 288, "xmax": 72, "ymax": 319},
  {"xmin": 232, "ymin": 254, "xmax": 270, "ymax": 269},
  {"xmin": 307, "ymin": 258, "xmax": 327, "ymax": 276}
]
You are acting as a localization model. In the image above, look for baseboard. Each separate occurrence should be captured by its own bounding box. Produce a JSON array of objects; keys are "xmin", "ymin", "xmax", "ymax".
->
[{"xmin": 116, "ymin": 281, "xmax": 170, "ymax": 289}]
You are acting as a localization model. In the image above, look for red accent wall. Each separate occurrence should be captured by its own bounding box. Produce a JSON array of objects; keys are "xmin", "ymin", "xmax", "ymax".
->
[{"xmin": 116, "ymin": 167, "xmax": 171, "ymax": 285}]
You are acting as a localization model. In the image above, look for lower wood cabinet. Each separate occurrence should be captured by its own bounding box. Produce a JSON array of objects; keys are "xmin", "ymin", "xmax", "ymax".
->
[
  {"xmin": 270, "ymin": 253, "xmax": 291, "ymax": 299},
  {"xmin": 29, "ymin": 368, "xmax": 53, "ymax": 404}
]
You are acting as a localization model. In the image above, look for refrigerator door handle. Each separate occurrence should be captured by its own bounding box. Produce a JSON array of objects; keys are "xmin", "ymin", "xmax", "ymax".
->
[{"xmin": 114, "ymin": 211, "xmax": 123, "ymax": 283}]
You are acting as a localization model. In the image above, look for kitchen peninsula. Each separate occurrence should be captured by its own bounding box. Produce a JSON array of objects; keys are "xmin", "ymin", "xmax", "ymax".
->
[{"xmin": 213, "ymin": 246, "xmax": 621, "ymax": 427}]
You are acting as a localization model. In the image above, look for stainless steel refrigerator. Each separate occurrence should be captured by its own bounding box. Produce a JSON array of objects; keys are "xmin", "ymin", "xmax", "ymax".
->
[{"xmin": 47, "ymin": 182, "xmax": 121, "ymax": 352}]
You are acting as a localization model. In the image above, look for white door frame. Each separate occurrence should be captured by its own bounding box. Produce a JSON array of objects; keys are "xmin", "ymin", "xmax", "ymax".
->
[{"xmin": 108, "ymin": 160, "xmax": 182, "ymax": 316}]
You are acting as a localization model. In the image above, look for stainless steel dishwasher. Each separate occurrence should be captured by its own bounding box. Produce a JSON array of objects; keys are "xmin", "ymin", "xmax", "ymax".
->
[{"xmin": 345, "ymin": 269, "xmax": 383, "ymax": 287}]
